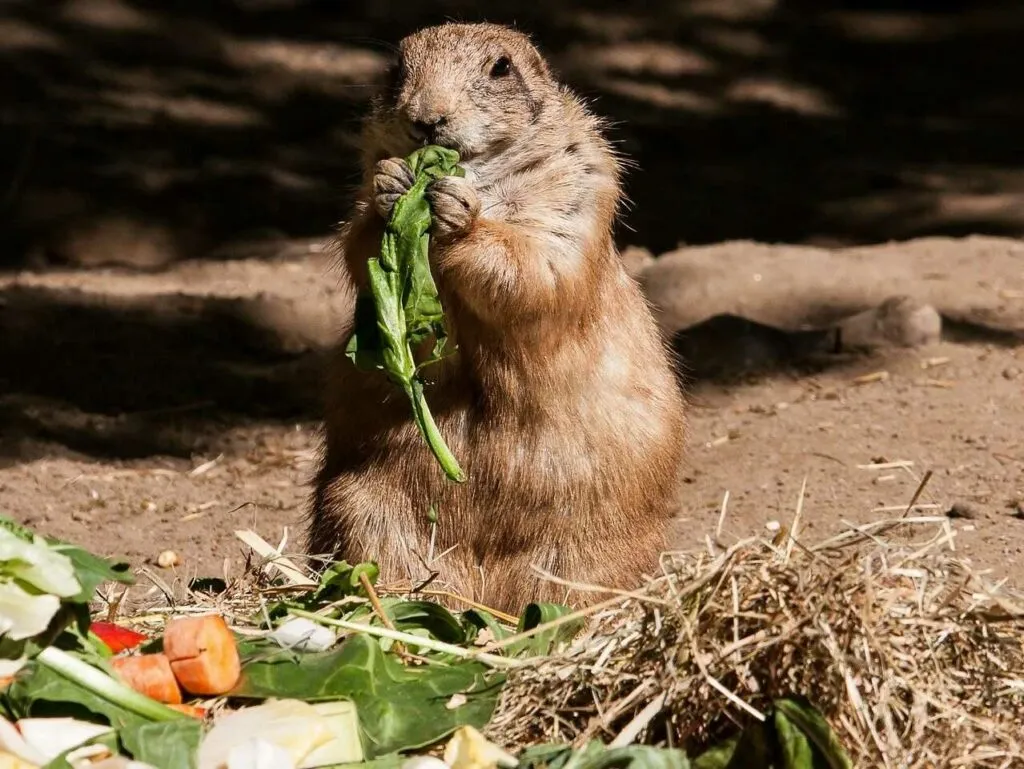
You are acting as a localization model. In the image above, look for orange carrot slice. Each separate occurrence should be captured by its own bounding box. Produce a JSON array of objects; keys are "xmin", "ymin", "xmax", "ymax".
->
[
  {"xmin": 163, "ymin": 614, "xmax": 241, "ymax": 696},
  {"xmin": 111, "ymin": 654, "xmax": 183, "ymax": 705}
]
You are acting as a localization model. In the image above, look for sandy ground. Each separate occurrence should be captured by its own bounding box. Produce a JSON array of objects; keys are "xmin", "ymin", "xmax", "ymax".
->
[{"xmin": 2, "ymin": 237, "xmax": 1022, "ymax": 591}]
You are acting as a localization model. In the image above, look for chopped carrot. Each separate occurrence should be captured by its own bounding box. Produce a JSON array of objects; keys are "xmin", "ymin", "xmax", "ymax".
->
[
  {"xmin": 111, "ymin": 654, "xmax": 183, "ymax": 705},
  {"xmin": 167, "ymin": 703, "xmax": 208, "ymax": 719},
  {"xmin": 163, "ymin": 614, "xmax": 241, "ymax": 696}
]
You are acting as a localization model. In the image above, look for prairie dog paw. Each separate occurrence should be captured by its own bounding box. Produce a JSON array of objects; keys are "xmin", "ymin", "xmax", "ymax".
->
[
  {"xmin": 373, "ymin": 158, "xmax": 415, "ymax": 220},
  {"xmin": 428, "ymin": 176, "xmax": 480, "ymax": 237}
]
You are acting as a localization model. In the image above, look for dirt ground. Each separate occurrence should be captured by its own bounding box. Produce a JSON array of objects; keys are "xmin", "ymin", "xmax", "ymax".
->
[
  {"xmin": 1, "ymin": 0, "xmax": 1024, "ymax": 595},
  {"xmin": 2, "ymin": 238, "xmax": 1022, "ymax": 591}
]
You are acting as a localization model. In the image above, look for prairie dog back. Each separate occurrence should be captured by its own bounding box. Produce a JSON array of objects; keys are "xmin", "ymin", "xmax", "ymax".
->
[{"xmin": 308, "ymin": 22, "xmax": 687, "ymax": 614}]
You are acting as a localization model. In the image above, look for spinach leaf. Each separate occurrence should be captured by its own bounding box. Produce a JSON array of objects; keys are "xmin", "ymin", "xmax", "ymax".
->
[
  {"xmin": 120, "ymin": 720, "xmax": 203, "ymax": 769},
  {"xmin": 345, "ymin": 145, "xmax": 467, "ymax": 482},
  {"xmin": 230, "ymin": 633, "xmax": 504, "ymax": 757},
  {"xmin": 518, "ymin": 742, "xmax": 691, "ymax": 769}
]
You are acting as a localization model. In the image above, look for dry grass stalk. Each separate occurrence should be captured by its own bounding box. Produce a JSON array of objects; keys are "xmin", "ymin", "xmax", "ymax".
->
[{"xmin": 485, "ymin": 519, "xmax": 1024, "ymax": 768}]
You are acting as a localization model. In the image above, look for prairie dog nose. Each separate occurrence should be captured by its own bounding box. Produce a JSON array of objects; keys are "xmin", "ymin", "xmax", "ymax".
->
[{"xmin": 409, "ymin": 114, "xmax": 448, "ymax": 143}]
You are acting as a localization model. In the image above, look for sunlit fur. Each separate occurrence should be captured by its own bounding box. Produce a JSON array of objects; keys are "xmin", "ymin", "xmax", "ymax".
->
[{"xmin": 308, "ymin": 23, "xmax": 687, "ymax": 614}]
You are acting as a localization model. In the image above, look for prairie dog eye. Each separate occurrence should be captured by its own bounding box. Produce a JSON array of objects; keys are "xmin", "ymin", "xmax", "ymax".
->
[{"xmin": 490, "ymin": 56, "xmax": 512, "ymax": 78}]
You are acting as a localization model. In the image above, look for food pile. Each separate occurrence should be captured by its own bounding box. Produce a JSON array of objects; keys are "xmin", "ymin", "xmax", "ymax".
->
[{"xmin": 0, "ymin": 516, "xmax": 861, "ymax": 769}]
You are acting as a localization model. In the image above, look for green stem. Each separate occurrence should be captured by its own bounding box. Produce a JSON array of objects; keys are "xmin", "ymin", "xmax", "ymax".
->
[
  {"xmin": 405, "ymin": 379, "xmax": 466, "ymax": 483},
  {"xmin": 287, "ymin": 608, "xmax": 521, "ymax": 669},
  {"xmin": 37, "ymin": 646, "xmax": 185, "ymax": 722}
]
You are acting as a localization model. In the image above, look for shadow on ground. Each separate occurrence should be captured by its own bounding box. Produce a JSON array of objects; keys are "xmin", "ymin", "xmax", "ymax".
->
[
  {"xmin": 0, "ymin": 279, "xmax": 905, "ymax": 466},
  {"xmin": 3, "ymin": 0, "xmax": 1024, "ymax": 268},
  {"xmin": 2, "ymin": 0, "xmax": 1024, "ymax": 462}
]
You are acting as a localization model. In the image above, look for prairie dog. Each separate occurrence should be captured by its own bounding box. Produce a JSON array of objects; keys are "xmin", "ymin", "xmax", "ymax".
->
[{"xmin": 308, "ymin": 22, "xmax": 686, "ymax": 614}]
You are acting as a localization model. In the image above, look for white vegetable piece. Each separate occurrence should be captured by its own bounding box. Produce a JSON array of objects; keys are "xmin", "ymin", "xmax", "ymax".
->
[
  {"xmin": 0, "ymin": 717, "xmax": 46, "ymax": 767},
  {"xmin": 268, "ymin": 618, "xmax": 336, "ymax": 653},
  {"xmin": 15, "ymin": 718, "xmax": 113, "ymax": 765},
  {"xmin": 198, "ymin": 699, "xmax": 362, "ymax": 769},
  {"xmin": 0, "ymin": 529, "xmax": 80, "ymax": 599},
  {"xmin": 0, "ymin": 526, "xmax": 82, "ymax": 663},
  {"xmin": 227, "ymin": 740, "xmax": 296, "ymax": 769}
]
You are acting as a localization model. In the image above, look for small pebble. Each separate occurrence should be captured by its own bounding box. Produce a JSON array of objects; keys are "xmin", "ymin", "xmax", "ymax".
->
[
  {"xmin": 1003, "ymin": 367, "xmax": 1020, "ymax": 380},
  {"xmin": 156, "ymin": 550, "xmax": 181, "ymax": 568},
  {"xmin": 765, "ymin": 520, "xmax": 781, "ymax": 533}
]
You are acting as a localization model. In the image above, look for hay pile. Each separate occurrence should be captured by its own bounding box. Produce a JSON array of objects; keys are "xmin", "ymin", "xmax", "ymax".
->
[{"xmin": 486, "ymin": 516, "xmax": 1024, "ymax": 768}]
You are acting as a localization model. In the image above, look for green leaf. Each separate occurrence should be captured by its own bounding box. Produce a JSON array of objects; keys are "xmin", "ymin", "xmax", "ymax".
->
[
  {"xmin": 720, "ymin": 722, "xmax": 773, "ymax": 769},
  {"xmin": 518, "ymin": 742, "xmax": 690, "ymax": 769},
  {"xmin": 265, "ymin": 560, "xmax": 381, "ymax": 622},
  {"xmin": 313, "ymin": 560, "xmax": 380, "ymax": 599},
  {"xmin": 4, "ymin": 658, "xmax": 146, "ymax": 731},
  {"xmin": 461, "ymin": 609, "xmax": 513, "ymax": 644},
  {"xmin": 384, "ymin": 600, "xmax": 469, "ymax": 645},
  {"xmin": 517, "ymin": 743, "xmax": 579, "ymax": 769},
  {"xmin": 120, "ymin": 719, "xmax": 203, "ymax": 769},
  {"xmin": 48, "ymin": 542, "xmax": 133, "ymax": 604},
  {"xmin": 775, "ymin": 709, "xmax": 815, "ymax": 769},
  {"xmin": 690, "ymin": 736, "xmax": 739, "ymax": 769},
  {"xmin": 230, "ymin": 633, "xmax": 505, "ymax": 758},
  {"xmin": 463, "ymin": 602, "xmax": 579, "ymax": 657},
  {"xmin": 590, "ymin": 746, "xmax": 691, "ymax": 769},
  {"xmin": 345, "ymin": 754, "xmax": 407, "ymax": 769},
  {"xmin": 346, "ymin": 292, "xmax": 387, "ymax": 371},
  {"xmin": 345, "ymin": 144, "xmax": 466, "ymax": 482},
  {"xmin": 510, "ymin": 602, "xmax": 584, "ymax": 657},
  {"xmin": 773, "ymin": 699, "xmax": 853, "ymax": 769}
]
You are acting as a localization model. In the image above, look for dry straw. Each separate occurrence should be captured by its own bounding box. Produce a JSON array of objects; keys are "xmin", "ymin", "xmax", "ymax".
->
[{"xmin": 485, "ymin": 515, "xmax": 1024, "ymax": 768}]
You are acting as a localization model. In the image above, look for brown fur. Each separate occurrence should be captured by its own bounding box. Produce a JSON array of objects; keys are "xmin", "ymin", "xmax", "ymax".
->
[{"xmin": 308, "ymin": 22, "xmax": 687, "ymax": 615}]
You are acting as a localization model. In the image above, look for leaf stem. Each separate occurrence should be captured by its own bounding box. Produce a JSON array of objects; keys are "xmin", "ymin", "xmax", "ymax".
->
[
  {"xmin": 36, "ymin": 646, "xmax": 186, "ymax": 723},
  {"xmin": 287, "ymin": 608, "xmax": 523, "ymax": 669},
  {"xmin": 405, "ymin": 380, "xmax": 466, "ymax": 483}
]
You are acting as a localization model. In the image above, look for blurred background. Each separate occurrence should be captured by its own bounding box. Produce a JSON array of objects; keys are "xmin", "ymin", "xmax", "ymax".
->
[
  {"xmin": 3, "ymin": 0, "xmax": 1023, "ymax": 270},
  {"xmin": 2, "ymin": 0, "xmax": 1023, "ymax": 575}
]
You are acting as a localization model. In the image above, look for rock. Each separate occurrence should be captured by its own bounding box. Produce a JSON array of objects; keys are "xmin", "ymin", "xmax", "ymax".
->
[
  {"xmin": 619, "ymin": 245, "xmax": 655, "ymax": 278},
  {"xmin": 636, "ymin": 237, "xmax": 1024, "ymax": 340},
  {"xmin": 836, "ymin": 296, "xmax": 942, "ymax": 349},
  {"xmin": 157, "ymin": 550, "xmax": 181, "ymax": 568}
]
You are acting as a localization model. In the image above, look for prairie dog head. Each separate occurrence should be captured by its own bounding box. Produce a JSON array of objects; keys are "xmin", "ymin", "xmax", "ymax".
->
[{"xmin": 364, "ymin": 23, "xmax": 560, "ymax": 173}]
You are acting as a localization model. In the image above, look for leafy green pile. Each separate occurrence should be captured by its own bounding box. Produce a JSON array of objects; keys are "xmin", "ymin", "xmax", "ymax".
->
[{"xmin": 346, "ymin": 145, "xmax": 466, "ymax": 483}]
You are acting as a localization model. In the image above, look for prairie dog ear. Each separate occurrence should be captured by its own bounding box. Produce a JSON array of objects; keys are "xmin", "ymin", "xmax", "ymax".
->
[{"xmin": 523, "ymin": 42, "xmax": 553, "ymax": 81}]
